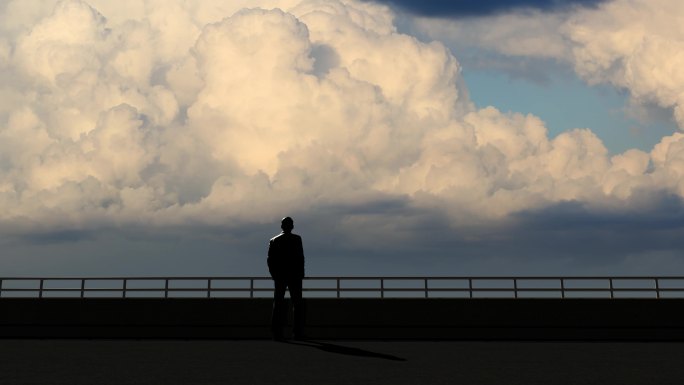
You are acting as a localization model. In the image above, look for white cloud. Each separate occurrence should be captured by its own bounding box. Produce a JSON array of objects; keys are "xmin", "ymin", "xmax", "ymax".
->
[
  {"xmin": 414, "ymin": 0, "xmax": 684, "ymax": 129},
  {"xmin": 0, "ymin": 0, "xmax": 683, "ymax": 242},
  {"xmin": 563, "ymin": 0, "xmax": 684, "ymax": 127}
]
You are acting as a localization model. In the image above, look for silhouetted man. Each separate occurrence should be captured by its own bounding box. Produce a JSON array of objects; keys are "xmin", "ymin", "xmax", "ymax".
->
[{"xmin": 268, "ymin": 216, "xmax": 305, "ymax": 340}]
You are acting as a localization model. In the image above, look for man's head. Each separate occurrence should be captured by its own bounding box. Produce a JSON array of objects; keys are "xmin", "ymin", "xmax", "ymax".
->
[{"xmin": 281, "ymin": 217, "xmax": 294, "ymax": 233}]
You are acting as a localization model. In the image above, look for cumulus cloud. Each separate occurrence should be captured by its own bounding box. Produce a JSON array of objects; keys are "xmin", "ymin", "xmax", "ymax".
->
[
  {"xmin": 1, "ymin": 0, "xmax": 684, "ymax": 271},
  {"xmin": 562, "ymin": 0, "xmax": 684, "ymax": 127},
  {"xmin": 413, "ymin": 0, "xmax": 684, "ymax": 129}
]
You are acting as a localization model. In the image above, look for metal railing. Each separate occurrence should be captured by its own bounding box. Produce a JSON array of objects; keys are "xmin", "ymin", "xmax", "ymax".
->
[{"xmin": 0, "ymin": 276, "xmax": 683, "ymax": 299}]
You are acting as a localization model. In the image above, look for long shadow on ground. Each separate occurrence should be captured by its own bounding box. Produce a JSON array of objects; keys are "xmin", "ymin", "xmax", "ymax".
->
[{"xmin": 284, "ymin": 340, "xmax": 406, "ymax": 361}]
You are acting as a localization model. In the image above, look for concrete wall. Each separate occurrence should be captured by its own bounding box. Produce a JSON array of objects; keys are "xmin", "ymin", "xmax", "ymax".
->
[{"xmin": 1, "ymin": 298, "xmax": 683, "ymax": 340}]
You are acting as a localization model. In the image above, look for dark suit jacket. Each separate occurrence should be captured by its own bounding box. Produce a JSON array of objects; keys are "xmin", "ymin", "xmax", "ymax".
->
[{"xmin": 268, "ymin": 232, "xmax": 305, "ymax": 279}]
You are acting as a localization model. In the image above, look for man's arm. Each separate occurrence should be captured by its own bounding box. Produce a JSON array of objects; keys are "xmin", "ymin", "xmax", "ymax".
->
[
  {"xmin": 297, "ymin": 236, "xmax": 305, "ymax": 278},
  {"xmin": 267, "ymin": 239, "xmax": 275, "ymax": 277}
]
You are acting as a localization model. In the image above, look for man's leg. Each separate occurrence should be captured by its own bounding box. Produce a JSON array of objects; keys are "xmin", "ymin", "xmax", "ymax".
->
[
  {"xmin": 271, "ymin": 279, "xmax": 287, "ymax": 340},
  {"xmin": 288, "ymin": 278, "xmax": 305, "ymax": 339}
]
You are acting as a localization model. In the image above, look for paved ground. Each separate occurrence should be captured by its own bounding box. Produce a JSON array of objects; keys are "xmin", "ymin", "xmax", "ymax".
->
[{"xmin": 0, "ymin": 339, "xmax": 682, "ymax": 384}]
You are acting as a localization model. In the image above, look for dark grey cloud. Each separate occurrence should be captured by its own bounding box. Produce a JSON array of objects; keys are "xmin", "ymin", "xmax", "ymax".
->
[
  {"xmin": 2, "ymin": 194, "xmax": 684, "ymax": 277},
  {"xmin": 260, "ymin": 196, "xmax": 684, "ymax": 275},
  {"xmin": 18, "ymin": 229, "xmax": 96, "ymax": 245},
  {"xmin": 505, "ymin": 196, "xmax": 684, "ymax": 263},
  {"xmin": 370, "ymin": 0, "xmax": 609, "ymax": 17}
]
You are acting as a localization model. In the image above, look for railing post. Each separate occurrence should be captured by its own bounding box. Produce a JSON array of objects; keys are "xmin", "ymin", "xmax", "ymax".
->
[
  {"xmin": 80, "ymin": 279, "xmax": 86, "ymax": 298},
  {"xmin": 468, "ymin": 278, "xmax": 473, "ymax": 299},
  {"xmin": 39, "ymin": 279, "xmax": 44, "ymax": 298},
  {"xmin": 609, "ymin": 278, "xmax": 614, "ymax": 299},
  {"xmin": 208, "ymin": 279, "xmax": 212, "ymax": 298},
  {"xmin": 424, "ymin": 278, "xmax": 429, "ymax": 298},
  {"xmin": 380, "ymin": 279, "xmax": 384, "ymax": 299},
  {"xmin": 250, "ymin": 279, "xmax": 254, "ymax": 299},
  {"xmin": 513, "ymin": 278, "xmax": 518, "ymax": 299},
  {"xmin": 122, "ymin": 279, "xmax": 127, "ymax": 298},
  {"xmin": 560, "ymin": 278, "xmax": 565, "ymax": 299},
  {"xmin": 655, "ymin": 278, "xmax": 660, "ymax": 299},
  {"xmin": 164, "ymin": 279, "xmax": 169, "ymax": 299},
  {"xmin": 337, "ymin": 278, "xmax": 341, "ymax": 298}
]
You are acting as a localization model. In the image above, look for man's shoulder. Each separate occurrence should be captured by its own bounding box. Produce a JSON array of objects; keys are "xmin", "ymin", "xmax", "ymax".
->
[
  {"xmin": 270, "ymin": 232, "xmax": 301, "ymax": 242},
  {"xmin": 270, "ymin": 233, "xmax": 283, "ymax": 243}
]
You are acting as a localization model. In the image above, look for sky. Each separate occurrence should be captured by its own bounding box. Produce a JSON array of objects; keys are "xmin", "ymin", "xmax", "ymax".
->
[{"xmin": 1, "ymin": 0, "xmax": 684, "ymax": 277}]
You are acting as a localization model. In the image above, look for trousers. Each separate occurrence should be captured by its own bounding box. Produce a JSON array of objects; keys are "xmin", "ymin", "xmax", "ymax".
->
[{"xmin": 271, "ymin": 277, "xmax": 305, "ymax": 338}]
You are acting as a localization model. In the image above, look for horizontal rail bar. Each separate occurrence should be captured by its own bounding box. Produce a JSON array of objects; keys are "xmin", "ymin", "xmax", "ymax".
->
[
  {"xmin": 2, "ymin": 276, "xmax": 683, "ymax": 280},
  {"xmin": 4, "ymin": 287, "xmax": 683, "ymax": 291},
  {"xmin": 1, "ymin": 277, "xmax": 683, "ymax": 299},
  {"xmin": 4, "ymin": 287, "xmax": 681, "ymax": 293}
]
